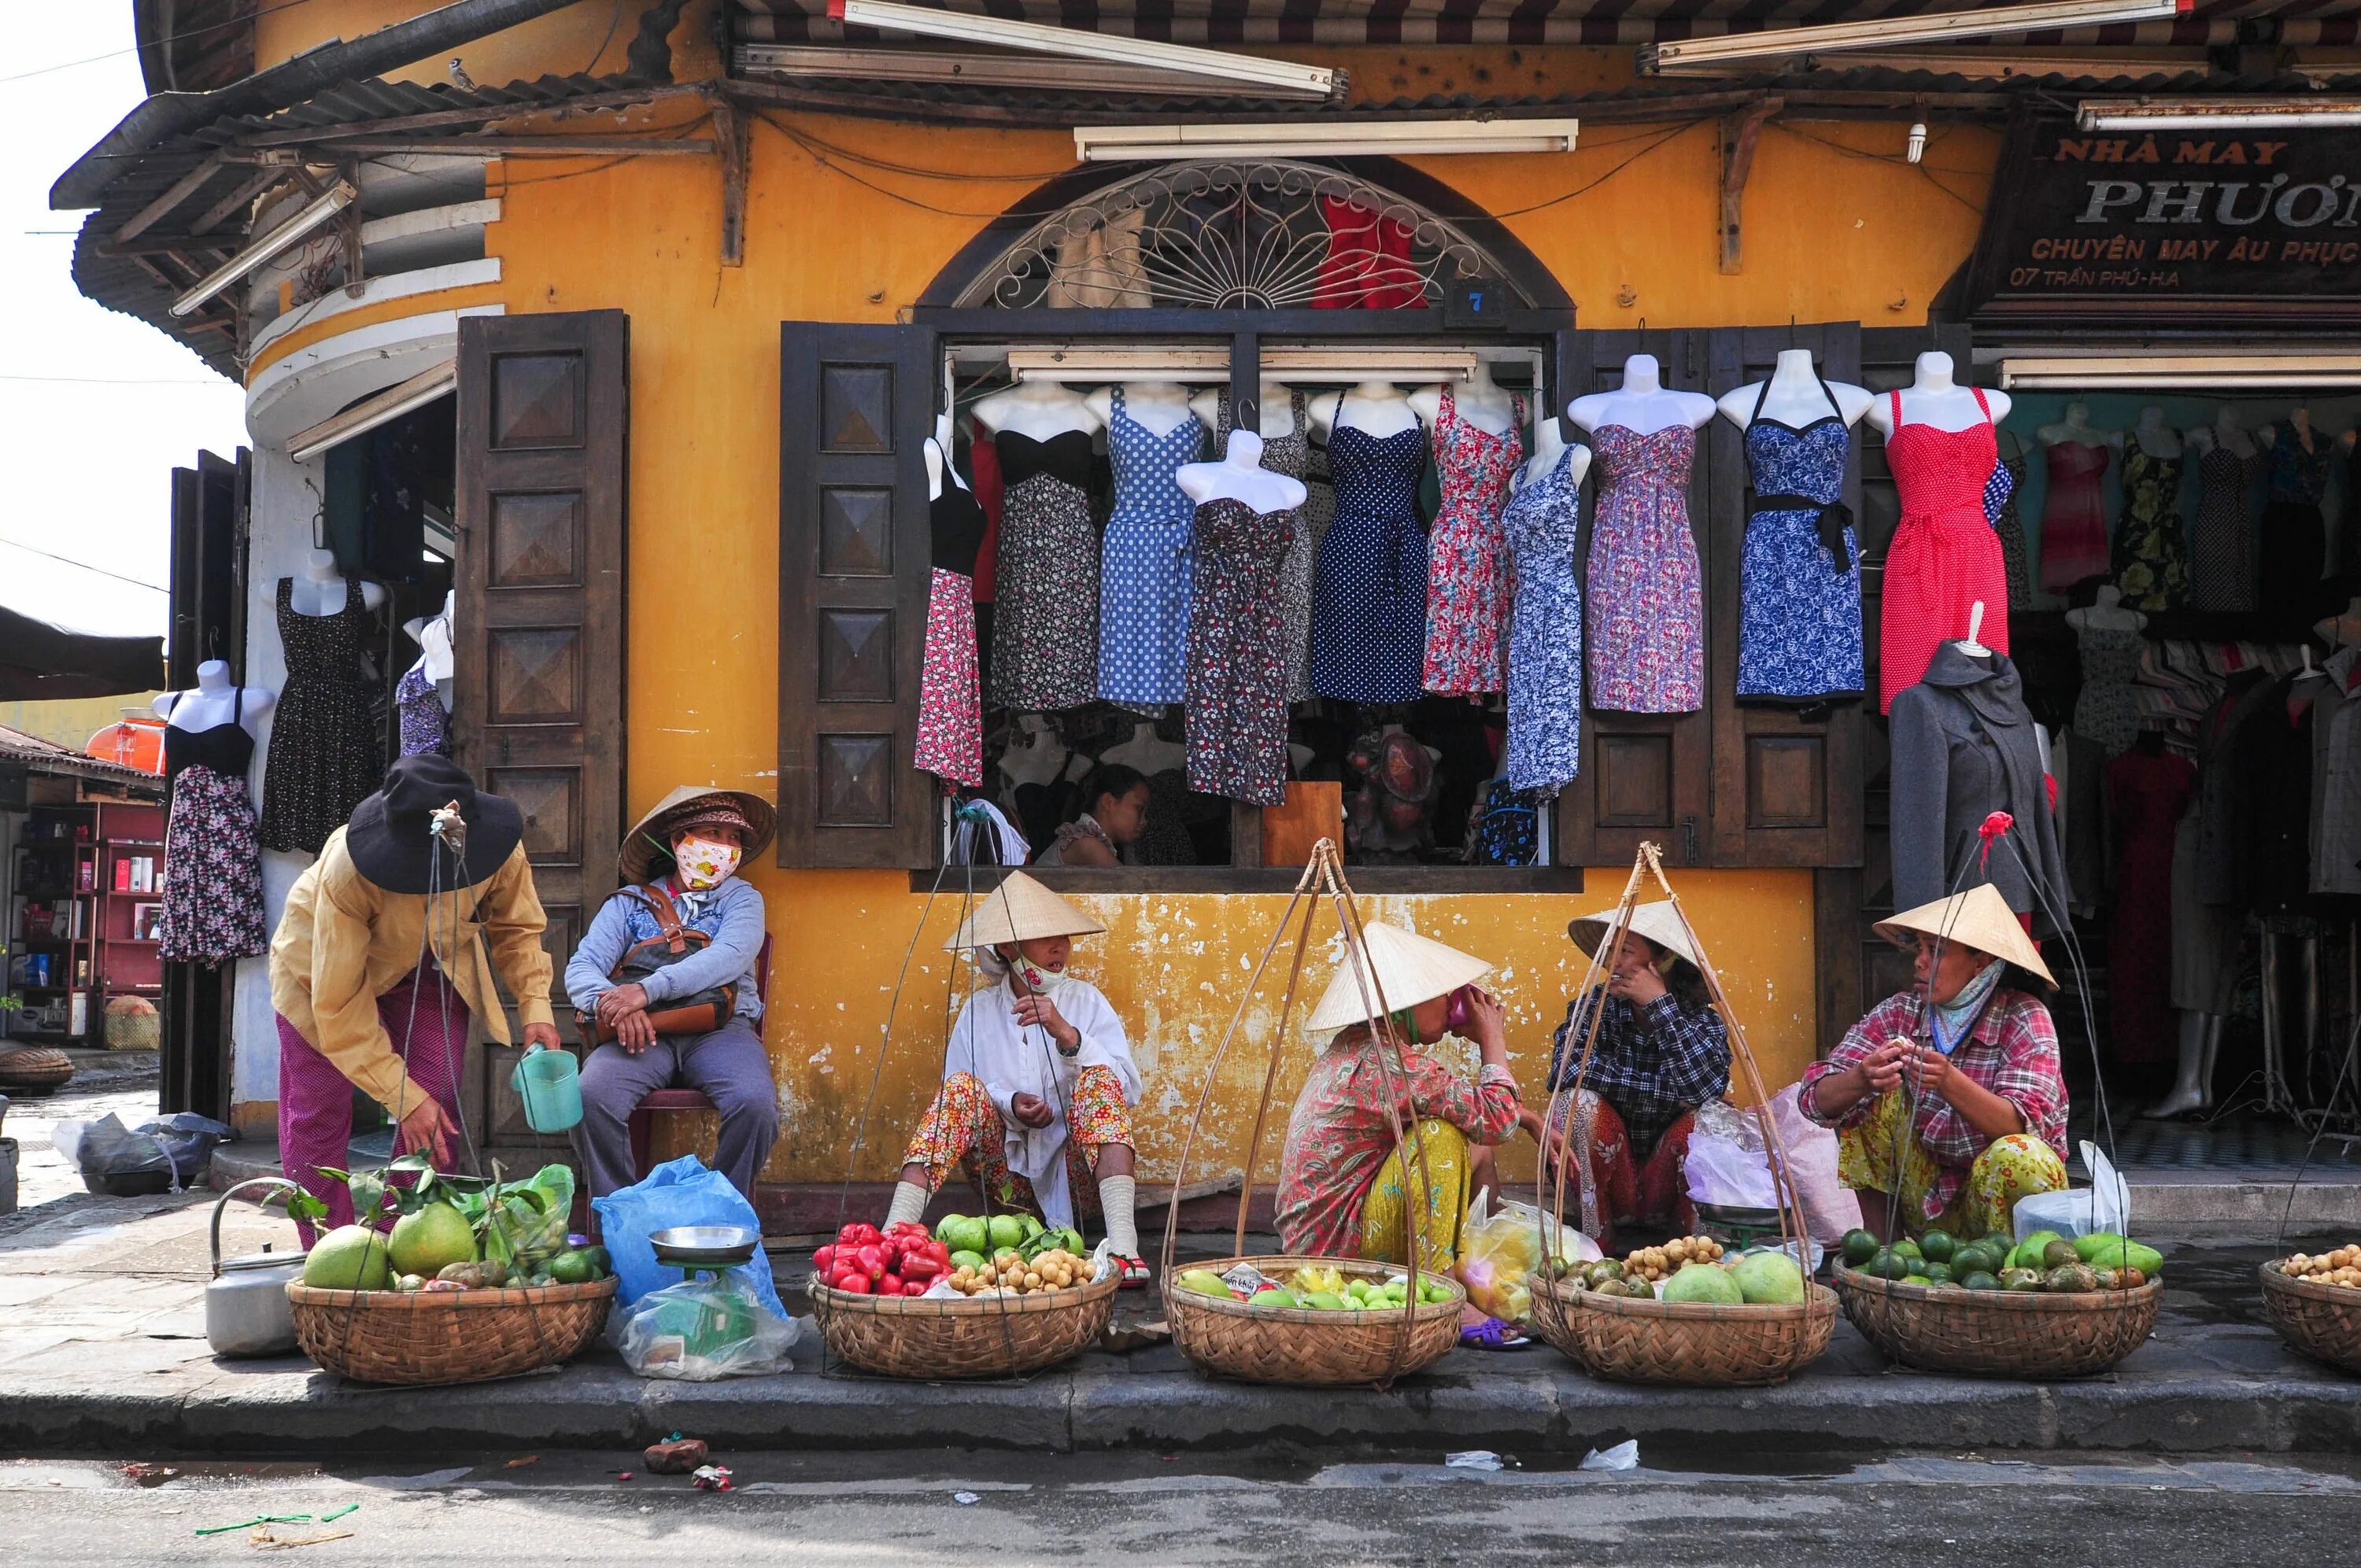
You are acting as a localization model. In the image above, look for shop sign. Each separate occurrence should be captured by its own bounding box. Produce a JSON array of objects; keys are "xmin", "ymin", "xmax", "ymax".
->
[{"xmin": 1964, "ymin": 108, "xmax": 2361, "ymax": 327}]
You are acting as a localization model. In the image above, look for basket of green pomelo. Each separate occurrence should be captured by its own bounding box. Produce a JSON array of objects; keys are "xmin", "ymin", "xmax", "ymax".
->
[
  {"xmin": 1164, "ymin": 1256, "xmax": 1465, "ymax": 1386},
  {"xmin": 1532, "ymin": 1241, "xmax": 1838, "ymax": 1387},
  {"xmin": 1831, "ymin": 1226, "xmax": 2163, "ymax": 1378}
]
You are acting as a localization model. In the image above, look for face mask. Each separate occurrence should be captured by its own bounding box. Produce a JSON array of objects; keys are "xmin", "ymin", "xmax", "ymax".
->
[
  {"xmin": 1007, "ymin": 952, "xmax": 1072, "ymax": 997},
  {"xmin": 672, "ymin": 833, "xmax": 741, "ymax": 891}
]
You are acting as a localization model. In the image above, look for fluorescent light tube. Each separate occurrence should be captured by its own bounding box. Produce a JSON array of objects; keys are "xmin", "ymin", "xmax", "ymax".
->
[
  {"xmin": 828, "ymin": 0, "xmax": 1338, "ymax": 100},
  {"xmin": 288, "ymin": 360, "xmax": 457, "ymax": 463},
  {"xmin": 169, "ymin": 180, "xmax": 356, "ymax": 319},
  {"xmin": 1998, "ymin": 353, "xmax": 2361, "ymax": 389},
  {"xmin": 1074, "ymin": 120, "xmax": 1580, "ymax": 162},
  {"xmin": 1003, "ymin": 347, "xmax": 1486, "ymax": 382},
  {"xmin": 735, "ymin": 43, "xmax": 1330, "ymax": 100},
  {"xmin": 1642, "ymin": 0, "xmax": 2189, "ymax": 75},
  {"xmin": 2077, "ymin": 98, "xmax": 2361, "ymax": 131}
]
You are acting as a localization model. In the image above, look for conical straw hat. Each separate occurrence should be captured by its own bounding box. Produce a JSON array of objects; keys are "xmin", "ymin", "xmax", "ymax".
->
[
  {"xmin": 944, "ymin": 870, "xmax": 1107, "ymax": 951},
  {"xmin": 1304, "ymin": 921, "xmax": 1492, "ymax": 1035},
  {"xmin": 1873, "ymin": 884, "xmax": 2056, "ymax": 989},
  {"xmin": 619, "ymin": 784, "xmax": 777, "ymax": 882},
  {"xmin": 1567, "ymin": 899, "xmax": 1701, "ymax": 971}
]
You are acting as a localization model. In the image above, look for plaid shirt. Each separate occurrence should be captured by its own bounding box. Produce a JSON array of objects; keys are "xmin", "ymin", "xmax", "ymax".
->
[
  {"xmin": 1548, "ymin": 989, "xmax": 1731, "ymax": 1158},
  {"xmin": 1799, "ymin": 987, "xmax": 2069, "ymax": 1222}
]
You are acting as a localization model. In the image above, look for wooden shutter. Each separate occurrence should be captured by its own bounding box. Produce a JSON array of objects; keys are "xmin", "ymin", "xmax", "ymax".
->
[
  {"xmin": 452, "ymin": 309, "xmax": 629, "ymax": 1149},
  {"xmin": 1700, "ymin": 324, "xmax": 1866, "ymax": 870},
  {"xmin": 1554, "ymin": 327, "xmax": 1713, "ymax": 869},
  {"xmin": 777, "ymin": 321, "xmax": 937, "ymax": 869}
]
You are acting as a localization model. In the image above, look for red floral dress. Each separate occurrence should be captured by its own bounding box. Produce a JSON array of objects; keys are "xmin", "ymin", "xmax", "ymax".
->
[{"xmin": 1423, "ymin": 387, "xmax": 1524, "ymax": 695}]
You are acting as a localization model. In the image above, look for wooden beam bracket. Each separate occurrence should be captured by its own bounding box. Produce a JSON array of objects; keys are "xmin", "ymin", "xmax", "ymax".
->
[
  {"xmin": 711, "ymin": 94, "xmax": 748, "ymax": 268},
  {"xmin": 1717, "ymin": 97, "xmax": 1783, "ymax": 276}
]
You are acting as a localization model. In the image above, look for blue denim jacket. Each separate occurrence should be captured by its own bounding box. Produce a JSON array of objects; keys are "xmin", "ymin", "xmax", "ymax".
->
[{"xmin": 564, "ymin": 876, "xmax": 765, "ymax": 1022}]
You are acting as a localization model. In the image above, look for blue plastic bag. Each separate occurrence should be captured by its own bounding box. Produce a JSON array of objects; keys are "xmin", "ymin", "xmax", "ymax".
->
[{"xmin": 592, "ymin": 1154, "xmax": 785, "ymax": 1317}]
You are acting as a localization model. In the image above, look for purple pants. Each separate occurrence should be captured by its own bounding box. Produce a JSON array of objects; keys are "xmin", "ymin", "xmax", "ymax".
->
[{"xmin": 277, "ymin": 963, "xmax": 468, "ymax": 1240}]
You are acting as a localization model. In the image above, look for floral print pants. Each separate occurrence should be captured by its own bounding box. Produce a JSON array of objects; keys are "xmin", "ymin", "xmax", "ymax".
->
[
  {"xmin": 901, "ymin": 1067, "xmax": 1131, "ymax": 1216},
  {"xmin": 1545, "ymin": 1090, "xmax": 1698, "ymax": 1253},
  {"xmin": 1354, "ymin": 1118, "xmax": 1472, "ymax": 1272},
  {"xmin": 1837, "ymin": 1088, "xmax": 2067, "ymax": 1241}
]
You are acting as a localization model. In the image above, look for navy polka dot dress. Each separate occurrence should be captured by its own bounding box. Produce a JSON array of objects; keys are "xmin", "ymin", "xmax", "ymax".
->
[{"xmin": 1311, "ymin": 423, "xmax": 1428, "ymax": 703}]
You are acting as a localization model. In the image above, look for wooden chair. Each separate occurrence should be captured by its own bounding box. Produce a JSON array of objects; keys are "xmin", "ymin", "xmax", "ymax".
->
[{"xmin": 623, "ymin": 934, "xmax": 771, "ymax": 1182}]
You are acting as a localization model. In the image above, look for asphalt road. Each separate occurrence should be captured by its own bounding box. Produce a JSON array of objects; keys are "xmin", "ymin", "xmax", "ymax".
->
[{"xmin": 6, "ymin": 1447, "xmax": 2357, "ymax": 1566}]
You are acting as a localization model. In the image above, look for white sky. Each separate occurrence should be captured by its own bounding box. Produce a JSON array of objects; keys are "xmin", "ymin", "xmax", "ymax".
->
[{"xmin": 0, "ymin": 8, "xmax": 249, "ymax": 638}]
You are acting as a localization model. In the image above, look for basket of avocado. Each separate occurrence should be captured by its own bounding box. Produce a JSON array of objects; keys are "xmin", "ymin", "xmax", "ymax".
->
[
  {"xmin": 1531, "ymin": 1237, "xmax": 1839, "ymax": 1387},
  {"xmin": 1831, "ymin": 1227, "xmax": 2163, "ymax": 1378},
  {"xmin": 2259, "ymin": 1245, "xmax": 2361, "ymax": 1374},
  {"xmin": 1164, "ymin": 1255, "xmax": 1466, "ymax": 1386}
]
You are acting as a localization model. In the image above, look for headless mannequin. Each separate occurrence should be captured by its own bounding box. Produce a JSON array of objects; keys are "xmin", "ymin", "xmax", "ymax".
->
[
  {"xmin": 2128, "ymin": 406, "xmax": 2182, "ymax": 460},
  {"xmin": 1102, "ymin": 720, "xmax": 1187, "ymax": 776},
  {"xmin": 401, "ymin": 589, "xmax": 456, "ymax": 715},
  {"xmin": 1517, "ymin": 412, "xmax": 1591, "ymax": 490},
  {"xmin": 2316, "ymin": 595, "xmax": 2361, "ymax": 649},
  {"xmin": 1189, "ymin": 377, "xmax": 1297, "ymax": 441},
  {"xmin": 1953, "ymin": 600, "xmax": 1995, "ymax": 662},
  {"xmin": 2034, "ymin": 399, "xmax": 2110, "ymax": 450},
  {"xmin": 973, "ymin": 379, "xmax": 1100, "ymax": 441},
  {"xmin": 1084, "ymin": 380, "xmax": 1196, "ymax": 438},
  {"xmin": 2261, "ymin": 405, "xmax": 2319, "ymax": 456},
  {"xmin": 998, "ymin": 714, "xmax": 1071, "ymax": 790},
  {"xmin": 1866, "ymin": 352, "xmax": 2013, "ymax": 437},
  {"xmin": 283, "ymin": 548, "xmax": 386, "ymax": 617},
  {"xmin": 924, "ymin": 407, "xmax": 963, "ymax": 500},
  {"xmin": 1176, "ymin": 430, "xmax": 1310, "ymax": 515},
  {"xmin": 2067, "ymin": 583, "xmax": 2148, "ymax": 636},
  {"xmin": 154, "ymin": 659, "xmax": 275, "ymax": 733},
  {"xmin": 2191, "ymin": 404, "xmax": 2256, "ymax": 460},
  {"xmin": 1715, "ymin": 348, "xmax": 1874, "ymax": 432},
  {"xmin": 1407, "ymin": 360, "xmax": 1518, "ymax": 437},
  {"xmin": 1569, "ymin": 353, "xmax": 1716, "ymax": 437},
  {"xmin": 1308, "ymin": 381, "xmax": 1419, "ymax": 441}
]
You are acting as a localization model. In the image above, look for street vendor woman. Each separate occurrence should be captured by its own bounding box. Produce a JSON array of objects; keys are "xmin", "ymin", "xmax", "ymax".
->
[
  {"xmin": 1542, "ymin": 901, "xmax": 1731, "ymax": 1252},
  {"xmin": 568, "ymin": 785, "xmax": 780, "ymax": 1205},
  {"xmin": 1799, "ymin": 884, "xmax": 2069, "ymax": 1239},
  {"xmin": 881, "ymin": 872, "xmax": 1149, "ymax": 1283},
  {"xmin": 1273, "ymin": 922, "xmax": 1528, "ymax": 1275},
  {"xmin": 268, "ymin": 756, "xmax": 556, "ymax": 1238}
]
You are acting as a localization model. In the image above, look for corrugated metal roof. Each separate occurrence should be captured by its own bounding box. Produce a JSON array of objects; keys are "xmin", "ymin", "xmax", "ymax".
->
[{"xmin": 0, "ymin": 725, "xmax": 165, "ymax": 793}]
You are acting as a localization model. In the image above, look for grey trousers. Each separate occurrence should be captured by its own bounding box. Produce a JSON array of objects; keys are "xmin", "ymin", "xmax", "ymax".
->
[{"xmin": 575, "ymin": 1013, "xmax": 780, "ymax": 1203}]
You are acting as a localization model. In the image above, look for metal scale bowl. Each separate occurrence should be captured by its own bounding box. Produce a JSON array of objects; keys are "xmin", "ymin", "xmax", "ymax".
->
[
  {"xmin": 648, "ymin": 1225, "xmax": 761, "ymax": 1276},
  {"xmin": 641, "ymin": 1227, "xmax": 764, "ymax": 1358}
]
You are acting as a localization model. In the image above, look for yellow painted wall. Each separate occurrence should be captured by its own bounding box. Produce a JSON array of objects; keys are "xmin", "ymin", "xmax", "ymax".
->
[
  {"xmin": 241, "ymin": 30, "xmax": 2004, "ymax": 1181},
  {"xmin": 0, "ymin": 696, "xmax": 161, "ymax": 754}
]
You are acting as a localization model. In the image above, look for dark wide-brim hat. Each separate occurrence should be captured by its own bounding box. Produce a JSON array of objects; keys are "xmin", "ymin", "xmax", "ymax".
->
[
  {"xmin": 344, "ymin": 755, "xmax": 524, "ymax": 895},
  {"xmin": 619, "ymin": 784, "xmax": 778, "ymax": 883}
]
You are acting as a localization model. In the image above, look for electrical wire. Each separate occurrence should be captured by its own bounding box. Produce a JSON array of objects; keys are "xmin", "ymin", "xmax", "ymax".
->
[
  {"xmin": 0, "ymin": 536, "xmax": 168, "ymax": 593},
  {"xmin": 0, "ymin": 0, "xmax": 325, "ymax": 87},
  {"xmin": 1484, "ymin": 119, "xmax": 1704, "ymax": 220}
]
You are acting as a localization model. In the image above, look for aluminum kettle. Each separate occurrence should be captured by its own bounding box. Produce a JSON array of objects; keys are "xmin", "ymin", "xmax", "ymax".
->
[{"xmin": 206, "ymin": 1176, "xmax": 305, "ymax": 1358}]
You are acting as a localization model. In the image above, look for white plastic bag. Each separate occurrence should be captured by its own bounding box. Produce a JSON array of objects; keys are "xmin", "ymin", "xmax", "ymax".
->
[
  {"xmin": 2010, "ymin": 1140, "xmax": 2128, "ymax": 1243},
  {"xmin": 1768, "ymin": 1084, "xmax": 1862, "ymax": 1244},
  {"xmin": 608, "ymin": 1271, "xmax": 800, "ymax": 1381},
  {"xmin": 1683, "ymin": 1119, "xmax": 1779, "ymax": 1208}
]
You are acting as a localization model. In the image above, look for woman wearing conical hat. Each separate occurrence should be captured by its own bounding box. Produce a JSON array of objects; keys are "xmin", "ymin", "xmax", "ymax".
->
[
  {"xmin": 1541, "ymin": 902, "xmax": 1732, "ymax": 1252},
  {"xmin": 1799, "ymin": 884, "xmax": 2069, "ymax": 1241},
  {"xmin": 881, "ymin": 872, "xmax": 1149, "ymax": 1283},
  {"xmin": 1273, "ymin": 923, "xmax": 1532, "ymax": 1276}
]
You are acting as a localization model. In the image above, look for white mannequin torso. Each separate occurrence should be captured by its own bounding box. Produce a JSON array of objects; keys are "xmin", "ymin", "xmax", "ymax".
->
[
  {"xmin": 155, "ymin": 661, "xmax": 275, "ymax": 732},
  {"xmin": 1716, "ymin": 349, "xmax": 1874, "ymax": 431},
  {"xmin": 1086, "ymin": 380, "xmax": 1197, "ymax": 438},
  {"xmin": 2129, "ymin": 408, "xmax": 2182, "ymax": 459},
  {"xmin": 1569, "ymin": 354, "xmax": 1716, "ymax": 437},
  {"xmin": 973, "ymin": 382, "xmax": 1101, "ymax": 441},
  {"xmin": 2211, "ymin": 410, "xmax": 2257, "ymax": 459},
  {"xmin": 2034, "ymin": 399, "xmax": 2109, "ymax": 449},
  {"xmin": 1406, "ymin": 367, "xmax": 1517, "ymax": 438},
  {"xmin": 1188, "ymin": 378, "xmax": 1296, "ymax": 441},
  {"xmin": 1309, "ymin": 381, "xmax": 1420, "ymax": 440},
  {"xmin": 1176, "ymin": 430, "xmax": 1310, "ymax": 514},
  {"xmin": 403, "ymin": 590, "xmax": 456, "ymax": 714},
  {"xmin": 998, "ymin": 715, "xmax": 1070, "ymax": 788},
  {"xmin": 1101, "ymin": 721, "xmax": 1187, "ymax": 774},
  {"xmin": 1517, "ymin": 416, "xmax": 1591, "ymax": 490},
  {"xmin": 2263, "ymin": 409, "xmax": 2321, "ymax": 457},
  {"xmin": 1865, "ymin": 352, "xmax": 2012, "ymax": 437},
  {"xmin": 282, "ymin": 548, "xmax": 386, "ymax": 617},
  {"xmin": 2067, "ymin": 584, "xmax": 2148, "ymax": 635}
]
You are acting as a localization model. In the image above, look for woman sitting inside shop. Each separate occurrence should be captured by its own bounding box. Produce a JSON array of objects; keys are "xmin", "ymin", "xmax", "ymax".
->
[
  {"xmin": 881, "ymin": 872, "xmax": 1149, "ymax": 1282},
  {"xmin": 1541, "ymin": 902, "xmax": 1731, "ymax": 1252},
  {"xmin": 1800, "ymin": 884, "xmax": 2068, "ymax": 1241},
  {"xmin": 1274, "ymin": 923, "xmax": 1530, "ymax": 1278},
  {"xmin": 1033, "ymin": 764, "xmax": 1150, "ymax": 868}
]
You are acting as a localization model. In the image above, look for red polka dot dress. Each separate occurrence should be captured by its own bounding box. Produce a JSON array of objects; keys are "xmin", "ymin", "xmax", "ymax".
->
[{"xmin": 1879, "ymin": 388, "xmax": 2011, "ymax": 714}]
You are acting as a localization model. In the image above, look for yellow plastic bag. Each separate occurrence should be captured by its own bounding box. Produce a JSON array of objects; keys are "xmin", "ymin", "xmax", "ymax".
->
[{"xmin": 1454, "ymin": 1193, "xmax": 1598, "ymax": 1325}]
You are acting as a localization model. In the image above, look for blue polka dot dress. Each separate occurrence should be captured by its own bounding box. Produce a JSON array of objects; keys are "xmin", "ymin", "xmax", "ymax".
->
[
  {"xmin": 1098, "ymin": 389, "xmax": 1206, "ymax": 705},
  {"xmin": 1311, "ymin": 422, "xmax": 1428, "ymax": 703}
]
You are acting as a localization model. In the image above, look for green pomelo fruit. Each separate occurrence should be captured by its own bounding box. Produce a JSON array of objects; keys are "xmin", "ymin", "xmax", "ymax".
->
[
  {"xmin": 1661, "ymin": 1262, "xmax": 1744, "ymax": 1304},
  {"xmin": 986, "ymin": 1215, "xmax": 1026, "ymax": 1249},
  {"xmin": 304, "ymin": 1225, "xmax": 394, "ymax": 1290},
  {"xmin": 933, "ymin": 1212, "xmax": 967, "ymax": 1241},
  {"xmin": 950, "ymin": 1249, "xmax": 988, "ymax": 1272},
  {"xmin": 1730, "ymin": 1251, "xmax": 1806, "ymax": 1305},
  {"xmin": 389, "ymin": 1201, "xmax": 478, "ymax": 1280}
]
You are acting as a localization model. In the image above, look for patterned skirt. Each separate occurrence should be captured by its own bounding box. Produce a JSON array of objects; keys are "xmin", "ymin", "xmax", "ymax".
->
[
  {"xmin": 159, "ymin": 763, "xmax": 268, "ymax": 965},
  {"xmin": 915, "ymin": 567, "xmax": 982, "ymax": 788}
]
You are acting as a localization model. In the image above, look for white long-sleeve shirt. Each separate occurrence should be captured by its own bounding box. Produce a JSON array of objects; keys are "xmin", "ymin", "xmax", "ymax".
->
[{"xmin": 943, "ymin": 976, "xmax": 1140, "ymax": 1229}]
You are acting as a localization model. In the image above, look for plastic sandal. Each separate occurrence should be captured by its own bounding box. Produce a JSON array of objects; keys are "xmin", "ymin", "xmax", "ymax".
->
[
  {"xmin": 1115, "ymin": 1255, "xmax": 1151, "ymax": 1289},
  {"xmin": 1459, "ymin": 1315, "xmax": 1532, "ymax": 1351}
]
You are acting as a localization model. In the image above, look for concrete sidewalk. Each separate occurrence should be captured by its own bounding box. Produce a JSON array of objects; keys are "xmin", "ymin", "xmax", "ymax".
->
[{"xmin": 2, "ymin": 1188, "xmax": 2357, "ymax": 1459}]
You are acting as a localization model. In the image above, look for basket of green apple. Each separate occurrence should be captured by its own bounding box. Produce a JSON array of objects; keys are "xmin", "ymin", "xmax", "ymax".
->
[
  {"xmin": 1831, "ymin": 1227, "xmax": 2163, "ymax": 1378},
  {"xmin": 1165, "ymin": 1256, "xmax": 1465, "ymax": 1387}
]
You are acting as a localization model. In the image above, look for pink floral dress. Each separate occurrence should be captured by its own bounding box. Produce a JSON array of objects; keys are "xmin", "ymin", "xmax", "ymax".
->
[
  {"xmin": 1422, "ymin": 386, "xmax": 1524, "ymax": 695},
  {"xmin": 1586, "ymin": 423, "xmax": 1705, "ymax": 713}
]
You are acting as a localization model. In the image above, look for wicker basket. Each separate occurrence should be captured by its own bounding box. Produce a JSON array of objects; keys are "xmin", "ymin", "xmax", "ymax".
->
[
  {"xmin": 286, "ymin": 1278, "xmax": 617, "ymax": 1386},
  {"xmin": 1529, "ymin": 1275, "xmax": 1838, "ymax": 1386},
  {"xmin": 1832, "ymin": 1267, "xmax": 2160, "ymax": 1378},
  {"xmin": 2259, "ymin": 1264, "xmax": 2361, "ymax": 1374},
  {"xmin": 807, "ymin": 1268, "xmax": 1119, "ymax": 1379},
  {"xmin": 1162, "ymin": 1255, "xmax": 1465, "ymax": 1387}
]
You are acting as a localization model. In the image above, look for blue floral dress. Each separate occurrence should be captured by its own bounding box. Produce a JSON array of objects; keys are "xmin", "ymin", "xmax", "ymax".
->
[
  {"xmin": 1099, "ymin": 389, "xmax": 1206, "ymax": 704},
  {"xmin": 1737, "ymin": 380, "xmax": 1864, "ymax": 704},
  {"xmin": 1502, "ymin": 445, "xmax": 1583, "ymax": 793},
  {"xmin": 1185, "ymin": 499, "xmax": 1294, "ymax": 803}
]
